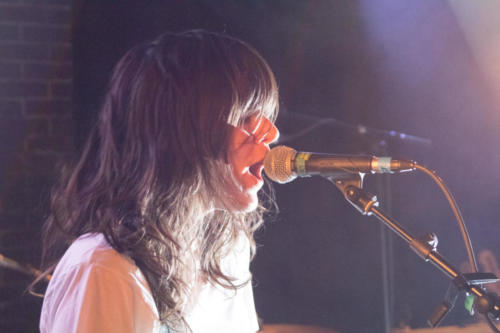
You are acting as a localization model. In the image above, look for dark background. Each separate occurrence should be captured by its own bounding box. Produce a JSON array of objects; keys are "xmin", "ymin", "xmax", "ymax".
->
[{"xmin": 2, "ymin": 0, "xmax": 500, "ymax": 332}]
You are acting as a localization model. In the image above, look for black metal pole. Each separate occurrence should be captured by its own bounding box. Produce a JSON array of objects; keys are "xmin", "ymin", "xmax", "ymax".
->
[{"xmin": 333, "ymin": 181, "xmax": 500, "ymax": 325}]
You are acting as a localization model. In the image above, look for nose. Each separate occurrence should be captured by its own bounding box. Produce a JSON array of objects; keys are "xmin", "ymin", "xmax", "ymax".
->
[
  {"xmin": 268, "ymin": 125, "xmax": 279, "ymax": 145},
  {"xmin": 260, "ymin": 125, "xmax": 279, "ymax": 163},
  {"xmin": 261, "ymin": 123, "xmax": 279, "ymax": 146}
]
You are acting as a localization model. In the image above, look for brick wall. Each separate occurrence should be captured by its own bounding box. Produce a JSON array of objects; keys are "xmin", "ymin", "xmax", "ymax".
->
[{"xmin": 0, "ymin": 0, "xmax": 73, "ymax": 331}]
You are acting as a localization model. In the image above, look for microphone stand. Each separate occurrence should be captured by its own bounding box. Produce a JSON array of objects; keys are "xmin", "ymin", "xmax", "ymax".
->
[
  {"xmin": 369, "ymin": 140, "xmax": 395, "ymax": 333},
  {"xmin": 0, "ymin": 253, "xmax": 51, "ymax": 282},
  {"xmin": 329, "ymin": 174, "xmax": 500, "ymax": 329}
]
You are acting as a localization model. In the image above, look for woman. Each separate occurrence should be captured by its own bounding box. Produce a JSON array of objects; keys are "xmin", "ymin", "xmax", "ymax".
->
[{"xmin": 37, "ymin": 30, "xmax": 279, "ymax": 332}]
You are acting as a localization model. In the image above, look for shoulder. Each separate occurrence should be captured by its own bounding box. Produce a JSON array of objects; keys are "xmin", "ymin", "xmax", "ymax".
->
[
  {"xmin": 40, "ymin": 233, "xmax": 159, "ymax": 332},
  {"xmin": 53, "ymin": 233, "xmax": 136, "ymax": 276},
  {"xmin": 47, "ymin": 233, "xmax": 152, "ymax": 300}
]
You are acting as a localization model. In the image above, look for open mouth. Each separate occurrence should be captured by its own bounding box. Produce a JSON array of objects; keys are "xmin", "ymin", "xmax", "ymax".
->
[{"xmin": 249, "ymin": 162, "xmax": 264, "ymax": 180}]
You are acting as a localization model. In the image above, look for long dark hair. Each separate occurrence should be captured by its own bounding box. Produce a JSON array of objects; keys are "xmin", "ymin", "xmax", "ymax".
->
[{"xmin": 34, "ymin": 30, "xmax": 278, "ymax": 329}]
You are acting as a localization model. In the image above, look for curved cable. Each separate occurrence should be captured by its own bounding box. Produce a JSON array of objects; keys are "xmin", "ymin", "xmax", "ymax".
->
[
  {"xmin": 415, "ymin": 164, "xmax": 477, "ymax": 272},
  {"xmin": 416, "ymin": 164, "xmax": 500, "ymax": 332}
]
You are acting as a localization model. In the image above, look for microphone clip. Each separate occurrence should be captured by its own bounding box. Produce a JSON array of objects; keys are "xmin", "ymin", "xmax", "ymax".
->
[{"xmin": 328, "ymin": 173, "xmax": 379, "ymax": 216}]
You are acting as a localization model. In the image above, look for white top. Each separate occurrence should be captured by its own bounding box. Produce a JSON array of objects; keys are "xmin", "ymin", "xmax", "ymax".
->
[{"xmin": 40, "ymin": 233, "xmax": 260, "ymax": 333}]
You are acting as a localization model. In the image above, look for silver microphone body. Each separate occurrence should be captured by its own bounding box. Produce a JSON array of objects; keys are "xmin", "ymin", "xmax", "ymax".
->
[{"xmin": 264, "ymin": 145, "xmax": 415, "ymax": 184}]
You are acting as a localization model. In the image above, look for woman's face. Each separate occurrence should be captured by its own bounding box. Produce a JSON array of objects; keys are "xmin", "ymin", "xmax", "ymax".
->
[{"xmin": 226, "ymin": 114, "xmax": 279, "ymax": 212}]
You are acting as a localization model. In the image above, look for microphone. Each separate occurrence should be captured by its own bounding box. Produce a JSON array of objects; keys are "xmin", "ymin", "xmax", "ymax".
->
[{"xmin": 263, "ymin": 145, "xmax": 416, "ymax": 184}]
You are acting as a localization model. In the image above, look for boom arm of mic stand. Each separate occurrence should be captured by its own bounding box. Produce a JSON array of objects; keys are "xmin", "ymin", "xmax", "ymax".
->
[{"xmin": 329, "ymin": 175, "xmax": 500, "ymax": 327}]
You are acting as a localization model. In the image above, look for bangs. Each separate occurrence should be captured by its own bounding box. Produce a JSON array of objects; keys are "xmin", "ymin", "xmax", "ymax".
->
[{"xmin": 225, "ymin": 41, "xmax": 279, "ymax": 126}]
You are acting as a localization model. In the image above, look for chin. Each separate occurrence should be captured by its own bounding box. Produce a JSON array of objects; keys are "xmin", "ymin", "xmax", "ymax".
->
[{"xmin": 231, "ymin": 193, "xmax": 259, "ymax": 213}]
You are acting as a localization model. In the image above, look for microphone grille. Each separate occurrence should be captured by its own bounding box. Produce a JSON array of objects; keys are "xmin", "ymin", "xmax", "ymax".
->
[{"xmin": 263, "ymin": 145, "xmax": 297, "ymax": 184}]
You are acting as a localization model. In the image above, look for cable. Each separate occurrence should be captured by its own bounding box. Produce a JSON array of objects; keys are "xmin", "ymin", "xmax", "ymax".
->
[
  {"xmin": 416, "ymin": 164, "xmax": 500, "ymax": 332},
  {"xmin": 415, "ymin": 164, "xmax": 477, "ymax": 272}
]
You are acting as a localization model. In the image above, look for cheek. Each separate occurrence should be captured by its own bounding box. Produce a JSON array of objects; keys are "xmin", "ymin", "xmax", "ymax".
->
[{"xmin": 228, "ymin": 145, "xmax": 252, "ymax": 175}]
